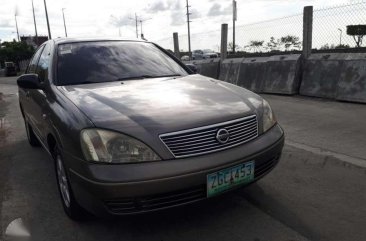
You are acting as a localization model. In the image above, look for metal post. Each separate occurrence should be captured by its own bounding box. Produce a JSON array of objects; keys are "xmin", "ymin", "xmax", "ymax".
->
[
  {"xmin": 186, "ymin": 0, "xmax": 191, "ymax": 59},
  {"xmin": 221, "ymin": 24, "xmax": 228, "ymax": 61},
  {"xmin": 14, "ymin": 14, "xmax": 20, "ymax": 41},
  {"xmin": 173, "ymin": 32, "xmax": 180, "ymax": 58},
  {"xmin": 338, "ymin": 28, "xmax": 342, "ymax": 46},
  {"xmin": 62, "ymin": 8, "xmax": 67, "ymax": 37},
  {"xmin": 303, "ymin": 6, "xmax": 313, "ymax": 59},
  {"xmin": 232, "ymin": 0, "xmax": 237, "ymax": 54},
  {"xmin": 43, "ymin": 0, "xmax": 52, "ymax": 39},
  {"xmin": 31, "ymin": 0, "xmax": 38, "ymax": 45}
]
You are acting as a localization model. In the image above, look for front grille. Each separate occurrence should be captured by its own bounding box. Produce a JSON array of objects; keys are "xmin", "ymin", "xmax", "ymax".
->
[
  {"xmin": 105, "ymin": 186, "xmax": 206, "ymax": 214},
  {"xmin": 160, "ymin": 115, "xmax": 258, "ymax": 158}
]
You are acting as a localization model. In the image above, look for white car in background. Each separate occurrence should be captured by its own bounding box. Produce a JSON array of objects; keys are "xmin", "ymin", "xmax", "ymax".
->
[{"xmin": 192, "ymin": 49, "xmax": 219, "ymax": 60}]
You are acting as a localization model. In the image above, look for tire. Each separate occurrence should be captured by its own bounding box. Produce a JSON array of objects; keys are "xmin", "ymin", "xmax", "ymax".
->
[
  {"xmin": 24, "ymin": 121, "xmax": 41, "ymax": 147},
  {"xmin": 53, "ymin": 146, "xmax": 89, "ymax": 221}
]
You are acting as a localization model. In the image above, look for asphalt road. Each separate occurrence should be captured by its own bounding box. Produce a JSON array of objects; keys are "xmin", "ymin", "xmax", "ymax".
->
[{"xmin": 1, "ymin": 76, "xmax": 365, "ymax": 241}]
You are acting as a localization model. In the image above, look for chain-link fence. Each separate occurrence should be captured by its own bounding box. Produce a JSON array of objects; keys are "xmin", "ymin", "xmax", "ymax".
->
[
  {"xmin": 313, "ymin": 0, "xmax": 366, "ymax": 50},
  {"xmin": 233, "ymin": 13, "xmax": 303, "ymax": 53},
  {"xmin": 154, "ymin": 29, "xmax": 222, "ymax": 54},
  {"xmin": 155, "ymin": 0, "xmax": 366, "ymax": 55}
]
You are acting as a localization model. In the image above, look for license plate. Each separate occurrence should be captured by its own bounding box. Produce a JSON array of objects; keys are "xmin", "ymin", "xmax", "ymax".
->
[{"xmin": 207, "ymin": 161, "xmax": 255, "ymax": 197}]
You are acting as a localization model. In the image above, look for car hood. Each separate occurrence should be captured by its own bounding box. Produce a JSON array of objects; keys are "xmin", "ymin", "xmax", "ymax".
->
[{"xmin": 57, "ymin": 74, "xmax": 263, "ymax": 150}]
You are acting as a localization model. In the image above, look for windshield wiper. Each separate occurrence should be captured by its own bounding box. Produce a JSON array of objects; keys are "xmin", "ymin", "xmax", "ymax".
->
[{"xmin": 116, "ymin": 74, "xmax": 181, "ymax": 81}]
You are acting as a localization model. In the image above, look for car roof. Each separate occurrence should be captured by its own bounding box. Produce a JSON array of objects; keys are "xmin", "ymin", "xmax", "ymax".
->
[{"xmin": 51, "ymin": 37, "xmax": 148, "ymax": 46}]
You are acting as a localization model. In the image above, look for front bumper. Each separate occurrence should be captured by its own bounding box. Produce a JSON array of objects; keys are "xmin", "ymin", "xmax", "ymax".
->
[{"xmin": 66, "ymin": 124, "xmax": 284, "ymax": 217}]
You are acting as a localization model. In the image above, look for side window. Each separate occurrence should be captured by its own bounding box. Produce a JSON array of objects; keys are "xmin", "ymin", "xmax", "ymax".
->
[
  {"xmin": 36, "ymin": 44, "xmax": 51, "ymax": 83},
  {"xmin": 27, "ymin": 46, "xmax": 45, "ymax": 74}
]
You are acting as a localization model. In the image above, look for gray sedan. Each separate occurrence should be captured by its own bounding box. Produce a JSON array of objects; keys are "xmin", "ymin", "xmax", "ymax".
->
[{"xmin": 17, "ymin": 38, "xmax": 284, "ymax": 220}]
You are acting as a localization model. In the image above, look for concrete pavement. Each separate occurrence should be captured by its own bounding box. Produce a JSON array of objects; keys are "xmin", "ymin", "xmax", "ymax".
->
[{"xmin": 1, "ymin": 76, "xmax": 365, "ymax": 241}]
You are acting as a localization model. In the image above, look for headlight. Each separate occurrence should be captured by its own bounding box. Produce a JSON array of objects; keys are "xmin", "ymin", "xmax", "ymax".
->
[
  {"xmin": 262, "ymin": 99, "xmax": 277, "ymax": 132},
  {"xmin": 80, "ymin": 129, "xmax": 161, "ymax": 163}
]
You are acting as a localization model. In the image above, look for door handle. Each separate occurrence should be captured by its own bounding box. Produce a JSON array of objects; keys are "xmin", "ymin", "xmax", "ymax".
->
[{"xmin": 26, "ymin": 91, "xmax": 30, "ymax": 98}]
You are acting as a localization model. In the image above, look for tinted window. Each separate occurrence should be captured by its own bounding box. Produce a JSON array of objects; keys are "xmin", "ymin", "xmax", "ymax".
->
[
  {"xmin": 56, "ymin": 41, "xmax": 188, "ymax": 85},
  {"xmin": 37, "ymin": 44, "xmax": 51, "ymax": 83},
  {"xmin": 27, "ymin": 45, "xmax": 44, "ymax": 73}
]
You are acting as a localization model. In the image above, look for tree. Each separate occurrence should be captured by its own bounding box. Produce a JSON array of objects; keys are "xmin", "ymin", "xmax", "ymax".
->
[
  {"xmin": 347, "ymin": 25, "xmax": 366, "ymax": 47},
  {"xmin": 320, "ymin": 44, "xmax": 337, "ymax": 50},
  {"xmin": 228, "ymin": 42, "xmax": 240, "ymax": 53},
  {"xmin": 320, "ymin": 43, "xmax": 350, "ymax": 50},
  {"xmin": 335, "ymin": 44, "xmax": 350, "ymax": 49},
  {"xmin": 279, "ymin": 35, "xmax": 301, "ymax": 51},
  {"xmin": 0, "ymin": 40, "xmax": 35, "ymax": 67},
  {"xmin": 247, "ymin": 40, "xmax": 264, "ymax": 52},
  {"xmin": 267, "ymin": 37, "xmax": 280, "ymax": 51}
]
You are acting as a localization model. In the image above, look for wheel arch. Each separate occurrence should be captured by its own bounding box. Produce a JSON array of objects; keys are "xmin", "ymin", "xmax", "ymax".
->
[{"xmin": 47, "ymin": 131, "xmax": 63, "ymax": 158}]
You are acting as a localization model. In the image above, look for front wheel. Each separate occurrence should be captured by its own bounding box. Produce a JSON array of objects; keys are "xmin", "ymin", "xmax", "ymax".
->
[{"xmin": 54, "ymin": 147, "xmax": 88, "ymax": 221}]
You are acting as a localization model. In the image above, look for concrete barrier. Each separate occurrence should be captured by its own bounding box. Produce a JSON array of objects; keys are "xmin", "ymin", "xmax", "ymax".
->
[
  {"xmin": 236, "ymin": 57, "xmax": 268, "ymax": 93},
  {"xmin": 193, "ymin": 58, "xmax": 220, "ymax": 79},
  {"xmin": 336, "ymin": 53, "xmax": 366, "ymax": 103},
  {"xmin": 300, "ymin": 53, "xmax": 344, "ymax": 99},
  {"xmin": 183, "ymin": 59, "xmax": 220, "ymax": 79},
  {"xmin": 263, "ymin": 54, "xmax": 302, "ymax": 95},
  {"xmin": 218, "ymin": 58, "xmax": 243, "ymax": 84},
  {"xmin": 300, "ymin": 53, "xmax": 366, "ymax": 103}
]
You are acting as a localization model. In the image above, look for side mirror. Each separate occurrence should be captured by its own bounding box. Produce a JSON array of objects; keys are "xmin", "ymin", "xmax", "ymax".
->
[
  {"xmin": 186, "ymin": 64, "xmax": 197, "ymax": 74},
  {"xmin": 17, "ymin": 74, "xmax": 42, "ymax": 89}
]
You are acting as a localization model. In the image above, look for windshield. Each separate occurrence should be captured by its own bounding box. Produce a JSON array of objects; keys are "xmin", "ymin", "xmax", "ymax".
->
[{"xmin": 56, "ymin": 41, "xmax": 188, "ymax": 85}]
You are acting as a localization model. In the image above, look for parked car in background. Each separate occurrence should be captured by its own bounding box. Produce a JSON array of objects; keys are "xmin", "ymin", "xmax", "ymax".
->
[
  {"xmin": 192, "ymin": 50, "xmax": 204, "ymax": 60},
  {"xmin": 202, "ymin": 49, "xmax": 219, "ymax": 59},
  {"xmin": 17, "ymin": 38, "xmax": 284, "ymax": 220},
  {"xmin": 181, "ymin": 55, "xmax": 190, "ymax": 61},
  {"xmin": 5, "ymin": 62, "xmax": 17, "ymax": 76},
  {"xmin": 192, "ymin": 49, "xmax": 219, "ymax": 60}
]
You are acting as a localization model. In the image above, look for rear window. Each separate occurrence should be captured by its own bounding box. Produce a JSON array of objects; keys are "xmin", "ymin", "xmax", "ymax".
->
[{"xmin": 56, "ymin": 41, "xmax": 188, "ymax": 85}]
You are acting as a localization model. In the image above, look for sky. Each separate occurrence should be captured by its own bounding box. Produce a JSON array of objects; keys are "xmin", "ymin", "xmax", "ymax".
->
[{"xmin": 0, "ymin": 0, "xmax": 362, "ymax": 51}]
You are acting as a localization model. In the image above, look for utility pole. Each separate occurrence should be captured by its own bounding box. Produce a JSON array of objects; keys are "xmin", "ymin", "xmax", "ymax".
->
[
  {"xmin": 129, "ymin": 13, "xmax": 139, "ymax": 38},
  {"xmin": 14, "ymin": 14, "xmax": 20, "ymax": 42},
  {"xmin": 233, "ymin": 0, "xmax": 237, "ymax": 54},
  {"xmin": 31, "ymin": 0, "xmax": 38, "ymax": 45},
  {"xmin": 43, "ymin": 0, "xmax": 52, "ymax": 39},
  {"xmin": 139, "ymin": 18, "xmax": 152, "ymax": 39},
  {"xmin": 62, "ymin": 8, "xmax": 68, "ymax": 37},
  {"xmin": 186, "ymin": 0, "xmax": 191, "ymax": 59},
  {"xmin": 135, "ymin": 13, "xmax": 138, "ymax": 38}
]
